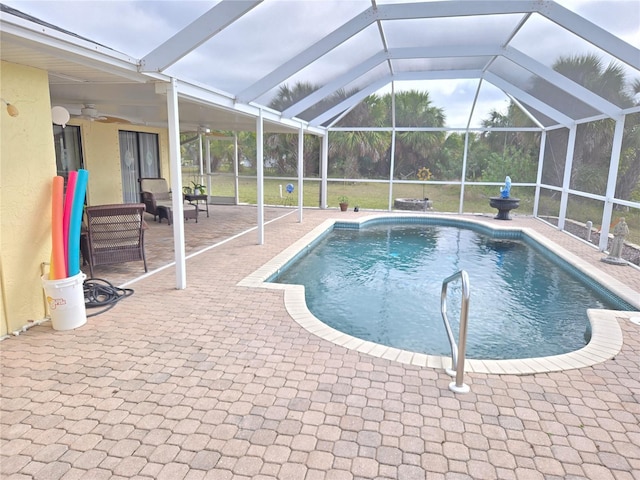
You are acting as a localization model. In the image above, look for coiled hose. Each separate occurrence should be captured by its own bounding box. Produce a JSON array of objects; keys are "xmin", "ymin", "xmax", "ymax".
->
[{"xmin": 83, "ymin": 278, "xmax": 134, "ymax": 317}]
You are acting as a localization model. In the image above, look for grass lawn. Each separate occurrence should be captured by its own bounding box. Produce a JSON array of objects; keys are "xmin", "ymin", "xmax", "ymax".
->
[{"xmin": 198, "ymin": 173, "xmax": 639, "ymax": 246}]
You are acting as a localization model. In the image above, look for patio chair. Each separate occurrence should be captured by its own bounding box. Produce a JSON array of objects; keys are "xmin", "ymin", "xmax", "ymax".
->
[
  {"xmin": 83, "ymin": 203, "xmax": 148, "ymax": 278},
  {"xmin": 140, "ymin": 177, "xmax": 197, "ymax": 225}
]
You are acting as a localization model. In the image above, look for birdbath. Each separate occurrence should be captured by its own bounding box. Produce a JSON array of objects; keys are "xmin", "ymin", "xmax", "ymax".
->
[
  {"xmin": 489, "ymin": 196, "xmax": 520, "ymax": 220},
  {"xmin": 490, "ymin": 176, "xmax": 519, "ymax": 220}
]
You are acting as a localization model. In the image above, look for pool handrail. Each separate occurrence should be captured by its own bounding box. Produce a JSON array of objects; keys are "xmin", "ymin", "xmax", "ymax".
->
[{"xmin": 441, "ymin": 270, "xmax": 471, "ymax": 394}]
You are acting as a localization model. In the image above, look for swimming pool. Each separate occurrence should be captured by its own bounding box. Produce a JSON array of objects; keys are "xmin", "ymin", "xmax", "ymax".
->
[
  {"xmin": 269, "ymin": 220, "xmax": 630, "ymax": 360},
  {"xmin": 240, "ymin": 215, "xmax": 634, "ymax": 373}
]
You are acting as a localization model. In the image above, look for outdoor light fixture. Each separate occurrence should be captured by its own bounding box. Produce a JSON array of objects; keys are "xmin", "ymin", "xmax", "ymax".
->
[
  {"xmin": 51, "ymin": 106, "xmax": 70, "ymax": 127},
  {"xmin": 1, "ymin": 98, "xmax": 19, "ymax": 117}
]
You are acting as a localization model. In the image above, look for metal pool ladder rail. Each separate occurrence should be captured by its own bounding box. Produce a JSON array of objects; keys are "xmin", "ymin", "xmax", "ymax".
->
[{"xmin": 441, "ymin": 270, "xmax": 470, "ymax": 394}]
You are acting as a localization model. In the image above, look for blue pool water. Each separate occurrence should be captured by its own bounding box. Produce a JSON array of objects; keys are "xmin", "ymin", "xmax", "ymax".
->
[{"xmin": 271, "ymin": 221, "xmax": 629, "ymax": 360}]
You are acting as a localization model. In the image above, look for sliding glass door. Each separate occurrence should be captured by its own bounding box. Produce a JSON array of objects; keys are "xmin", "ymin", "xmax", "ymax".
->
[{"xmin": 119, "ymin": 131, "xmax": 160, "ymax": 203}]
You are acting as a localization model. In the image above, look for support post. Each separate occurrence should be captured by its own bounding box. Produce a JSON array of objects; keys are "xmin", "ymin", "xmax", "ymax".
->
[
  {"xmin": 558, "ymin": 125, "xmax": 577, "ymax": 231},
  {"xmin": 320, "ymin": 133, "xmax": 328, "ymax": 209},
  {"xmin": 388, "ymin": 81, "xmax": 396, "ymax": 211},
  {"xmin": 533, "ymin": 131, "xmax": 547, "ymax": 217},
  {"xmin": 298, "ymin": 123, "xmax": 304, "ymax": 222},
  {"xmin": 599, "ymin": 116, "xmax": 625, "ymax": 252},
  {"xmin": 257, "ymin": 109, "xmax": 264, "ymax": 245},
  {"xmin": 166, "ymin": 77, "xmax": 186, "ymax": 289},
  {"xmin": 459, "ymin": 132, "xmax": 470, "ymax": 214}
]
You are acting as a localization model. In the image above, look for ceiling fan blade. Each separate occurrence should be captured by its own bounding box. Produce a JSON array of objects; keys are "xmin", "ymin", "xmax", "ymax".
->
[{"xmin": 96, "ymin": 116, "xmax": 132, "ymax": 124}]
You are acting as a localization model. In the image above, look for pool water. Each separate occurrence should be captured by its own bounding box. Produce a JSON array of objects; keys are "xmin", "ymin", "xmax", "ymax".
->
[{"xmin": 272, "ymin": 223, "xmax": 624, "ymax": 360}]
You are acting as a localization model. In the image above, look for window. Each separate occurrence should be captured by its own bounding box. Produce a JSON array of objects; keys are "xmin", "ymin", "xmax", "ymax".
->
[{"xmin": 53, "ymin": 124, "xmax": 84, "ymax": 187}]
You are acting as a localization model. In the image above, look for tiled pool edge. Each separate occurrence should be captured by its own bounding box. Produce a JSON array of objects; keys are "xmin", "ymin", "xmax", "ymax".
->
[{"xmin": 238, "ymin": 214, "xmax": 637, "ymax": 375}]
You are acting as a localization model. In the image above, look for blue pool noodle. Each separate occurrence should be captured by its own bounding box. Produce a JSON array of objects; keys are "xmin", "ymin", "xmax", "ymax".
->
[{"xmin": 67, "ymin": 169, "xmax": 89, "ymax": 276}]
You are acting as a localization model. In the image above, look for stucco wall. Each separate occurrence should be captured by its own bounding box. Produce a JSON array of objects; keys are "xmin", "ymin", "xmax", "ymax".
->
[
  {"xmin": 70, "ymin": 120, "xmax": 170, "ymax": 205},
  {"xmin": 1, "ymin": 61, "xmax": 57, "ymax": 335}
]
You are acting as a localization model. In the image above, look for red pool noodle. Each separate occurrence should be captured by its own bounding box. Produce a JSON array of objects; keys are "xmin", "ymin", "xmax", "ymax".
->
[
  {"xmin": 62, "ymin": 171, "xmax": 78, "ymax": 276},
  {"xmin": 50, "ymin": 176, "xmax": 66, "ymax": 279}
]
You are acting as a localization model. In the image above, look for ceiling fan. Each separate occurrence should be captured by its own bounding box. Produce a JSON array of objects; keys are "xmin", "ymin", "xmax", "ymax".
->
[{"xmin": 73, "ymin": 104, "xmax": 131, "ymax": 124}]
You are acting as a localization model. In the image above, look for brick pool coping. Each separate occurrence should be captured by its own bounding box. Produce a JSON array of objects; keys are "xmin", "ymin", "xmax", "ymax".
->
[{"xmin": 239, "ymin": 214, "xmax": 638, "ymax": 375}]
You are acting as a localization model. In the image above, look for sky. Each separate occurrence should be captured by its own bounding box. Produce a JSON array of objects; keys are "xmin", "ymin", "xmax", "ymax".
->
[{"xmin": 3, "ymin": 0, "xmax": 639, "ymax": 128}]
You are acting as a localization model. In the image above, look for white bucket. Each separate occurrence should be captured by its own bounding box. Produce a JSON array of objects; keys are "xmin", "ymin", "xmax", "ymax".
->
[{"xmin": 41, "ymin": 272, "xmax": 87, "ymax": 331}]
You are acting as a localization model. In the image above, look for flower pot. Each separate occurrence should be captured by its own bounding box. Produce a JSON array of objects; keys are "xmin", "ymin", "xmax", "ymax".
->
[{"xmin": 339, "ymin": 202, "xmax": 349, "ymax": 212}]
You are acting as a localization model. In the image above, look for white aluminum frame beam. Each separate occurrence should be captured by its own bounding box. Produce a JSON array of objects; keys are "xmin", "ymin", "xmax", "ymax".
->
[
  {"xmin": 236, "ymin": 8, "xmax": 375, "ymax": 103},
  {"xmin": 236, "ymin": 0, "xmax": 637, "ymax": 129},
  {"xmin": 282, "ymin": 51, "xmax": 388, "ymax": 119},
  {"xmin": 285, "ymin": 41, "xmax": 622, "ymax": 126},
  {"xmin": 310, "ymin": 69, "xmax": 483, "ymax": 127},
  {"xmin": 503, "ymin": 47, "xmax": 621, "ymax": 117},
  {"xmin": 484, "ymin": 72, "xmax": 574, "ymax": 127},
  {"xmin": 169, "ymin": 80, "xmax": 324, "ymax": 136},
  {"xmin": 241, "ymin": 0, "xmax": 635, "ymax": 106},
  {"xmin": 283, "ymin": 45, "xmax": 501, "ymax": 119},
  {"xmin": 140, "ymin": 0, "xmax": 263, "ymax": 72},
  {"xmin": 541, "ymin": 1, "xmax": 640, "ymax": 70},
  {"xmin": 237, "ymin": 1, "xmax": 541, "ymax": 104}
]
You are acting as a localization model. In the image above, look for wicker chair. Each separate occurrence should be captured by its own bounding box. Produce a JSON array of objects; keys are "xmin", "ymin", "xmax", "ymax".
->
[
  {"xmin": 140, "ymin": 178, "xmax": 171, "ymax": 221},
  {"xmin": 83, "ymin": 203, "xmax": 148, "ymax": 278},
  {"xmin": 140, "ymin": 177, "xmax": 197, "ymax": 225}
]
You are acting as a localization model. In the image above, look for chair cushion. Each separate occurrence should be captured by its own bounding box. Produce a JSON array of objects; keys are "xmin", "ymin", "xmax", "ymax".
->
[{"xmin": 140, "ymin": 178, "xmax": 169, "ymax": 195}]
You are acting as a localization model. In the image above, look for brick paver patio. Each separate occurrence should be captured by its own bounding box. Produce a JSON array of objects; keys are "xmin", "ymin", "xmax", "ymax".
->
[{"xmin": 2, "ymin": 206, "xmax": 639, "ymax": 479}]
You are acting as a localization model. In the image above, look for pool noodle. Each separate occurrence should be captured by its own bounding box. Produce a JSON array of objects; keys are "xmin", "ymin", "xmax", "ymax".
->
[
  {"xmin": 67, "ymin": 169, "xmax": 89, "ymax": 276},
  {"xmin": 50, "ymin": 176, "xmax": 66, "ymax": 279},
  {"xmin": 62, "ymin": 171, "xmax": 78, "ymax": 274}
]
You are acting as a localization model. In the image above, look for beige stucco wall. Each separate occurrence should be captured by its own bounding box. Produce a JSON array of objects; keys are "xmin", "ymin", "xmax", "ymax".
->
[
  {"xmin": 1, "ymin": 60, "xmax": 170, "ymax": 335},
  {"xmin": 1, "ymin": 61, "xmax": 57, "ymax": 336},
  {"xmin": 69, "ymin": 120, "xmax": 170, "ymax": 205}
]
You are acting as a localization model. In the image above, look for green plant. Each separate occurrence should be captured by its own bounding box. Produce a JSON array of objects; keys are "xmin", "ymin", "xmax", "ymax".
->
[
  {"xmin": 338, "ymin": 195, "xmax": 349, "ymax": 204},
  {"xmin": 191, "ymin": 181, "xmax": 206, "ymax": 195}
]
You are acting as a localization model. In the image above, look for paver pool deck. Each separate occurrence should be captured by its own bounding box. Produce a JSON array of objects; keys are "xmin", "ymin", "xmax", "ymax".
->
[{"xmin": 1, "ymin": 206, "xmax": 639, "ymax": 480}]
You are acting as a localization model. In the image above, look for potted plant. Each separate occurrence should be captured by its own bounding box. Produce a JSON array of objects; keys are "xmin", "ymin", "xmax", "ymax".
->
[
  {"xmin": 338, "ymin": 195, "xmax": 349, "ymax": 211},
  {"xmin": 191, "ymin": 181, "xmax": 206, "ymax": 195}
]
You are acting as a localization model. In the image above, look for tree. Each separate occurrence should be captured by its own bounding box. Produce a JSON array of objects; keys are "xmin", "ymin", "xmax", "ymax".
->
[
  {"xmin": 386, "ymin": 90, "xmax": 446, "ymax": 179},
  {"xmin": 264, "ymin": 83, "xmax": 322, "ymax": 177},
  {"xmin": 331, "ymin": 94, "xmax": 390, "ymax": 178},
  {"xmin": 538, "ymin": 54, "xmax": 639, "ymax": 198},
  {"xmin": 477, "ymin": 106, "xmax": 540, "ymax": 183}
]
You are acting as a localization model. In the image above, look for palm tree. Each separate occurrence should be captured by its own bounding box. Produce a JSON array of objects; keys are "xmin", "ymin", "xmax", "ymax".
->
[
  {"xmin": 386, "ymin": 90, "xmax": 446, "ymax": 179},
  {"xmin": 265, "ymin": 83, "xmax": 322, "ymax": 177},
  {"xmin": 617, "ymin": 78, "xmax": 640, "ymax": 201},
  {"xmin": 330, "ymin": 94, "xmax": 389, "ymax": 178},
  {"xmin": 537, "ymin": 54, "xmax": 637, "ymax": 196}
]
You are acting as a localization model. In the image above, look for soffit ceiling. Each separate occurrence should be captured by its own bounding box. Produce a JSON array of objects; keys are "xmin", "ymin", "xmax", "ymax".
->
[{"xmin": 1, "ymin": 1, "xmax": 638, "ymax": 132}]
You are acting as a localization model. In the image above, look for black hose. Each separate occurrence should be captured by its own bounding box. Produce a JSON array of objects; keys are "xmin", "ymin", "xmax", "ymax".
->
[{"xmin": 83, "ymin": 278, "xmax": 134, "ymax": 317}]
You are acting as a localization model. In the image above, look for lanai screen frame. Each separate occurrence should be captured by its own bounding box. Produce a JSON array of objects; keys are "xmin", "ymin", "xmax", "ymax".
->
[
  {"xmin": 178, "ymin": 1, "xmax": 638, "ymax": 253},
  {"xmin": 314, "ymin": 80, "xmax": 639, "ymax": 253}
]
